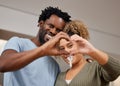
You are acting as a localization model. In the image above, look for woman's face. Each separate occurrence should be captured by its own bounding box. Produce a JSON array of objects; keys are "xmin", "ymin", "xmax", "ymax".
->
[{"xmin": 59, "ymin": 38, "xmax": 81, "ymax": 65}]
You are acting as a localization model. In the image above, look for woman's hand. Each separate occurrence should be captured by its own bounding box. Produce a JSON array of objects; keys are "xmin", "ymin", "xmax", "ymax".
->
[
  {"xmin": 70, "ymin": 34, "xmax": 109, "ymax": 65},
  {"xmin": 70, "ymin": 34, "xmax": 96, "ymax": 55}
]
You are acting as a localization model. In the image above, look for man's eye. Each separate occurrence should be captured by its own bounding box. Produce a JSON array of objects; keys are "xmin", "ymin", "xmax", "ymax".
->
[
  {"xmin": 56, "ymin": 29, "xmax": 62, "ymax": 33},
  {"xmin": 49, "ymin": 25, "xmax": 54, "ymax": 28}
]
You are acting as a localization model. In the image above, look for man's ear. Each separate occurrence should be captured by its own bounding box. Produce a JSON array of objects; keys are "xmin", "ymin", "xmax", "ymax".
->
[{"xmin": 38, "ymin": 21, "xmax": 44, "ymax": 27}]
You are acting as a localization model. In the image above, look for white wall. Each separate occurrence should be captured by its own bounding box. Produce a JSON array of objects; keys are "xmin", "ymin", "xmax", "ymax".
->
[
  {"xmin": 0, "ymin": 2, "xmax": 120, "ymax": 85},
  {"xmin": 0, "ymin": 39, "xmax": 7, "ymax": 55},
  {"xmin": 0, "ymin": 6, "xmax": 38, "ymax": 36},
  {"xmin": 0, "ymin": 5, "xmax": 120, "ymax": 56}
]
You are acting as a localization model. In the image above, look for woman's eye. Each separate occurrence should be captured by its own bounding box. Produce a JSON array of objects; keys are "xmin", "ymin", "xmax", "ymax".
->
[
  {"xmin": 67, "ymin": 43, "xmax": 73, "ymax": 48},
  {"xmin": 59, "ymin": 47, "xmax": 64, "ymax": 50}
]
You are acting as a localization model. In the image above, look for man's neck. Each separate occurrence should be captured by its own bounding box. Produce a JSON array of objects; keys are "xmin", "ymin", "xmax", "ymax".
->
[{"xmin": 31, "ymin": 37, "xmax": 41, "ymax": 47}]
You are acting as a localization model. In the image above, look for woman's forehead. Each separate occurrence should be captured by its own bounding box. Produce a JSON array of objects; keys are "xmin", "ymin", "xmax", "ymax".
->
[
  {"xmin": 59, "ymin": 38, "xmax": 74, "ymax": 46},
  {"xmin": 59, "ymin": 39, "xmax": 69, "ymax": 45}
]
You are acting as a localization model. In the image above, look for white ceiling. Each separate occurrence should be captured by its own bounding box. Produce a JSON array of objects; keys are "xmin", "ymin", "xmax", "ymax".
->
[{"xmin": 0, "ymin": 0, "xmax": 120, "ymax": 38}]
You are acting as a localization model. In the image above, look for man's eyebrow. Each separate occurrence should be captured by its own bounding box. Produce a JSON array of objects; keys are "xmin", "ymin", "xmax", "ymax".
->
[{"xmin": 48, "ymin": 23, "xmax": 54, "ymax": 26}]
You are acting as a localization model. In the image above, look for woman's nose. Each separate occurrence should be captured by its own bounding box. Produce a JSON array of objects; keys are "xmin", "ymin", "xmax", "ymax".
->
[{"xmin": 65, "ymin": 48, "xmax": 71, "ymax": 54}]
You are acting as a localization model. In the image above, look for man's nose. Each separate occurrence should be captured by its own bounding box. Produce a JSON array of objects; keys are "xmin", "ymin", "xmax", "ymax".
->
[{"xmin": 49, "ymin": 28, "xmax": 57, "ymax": 35}]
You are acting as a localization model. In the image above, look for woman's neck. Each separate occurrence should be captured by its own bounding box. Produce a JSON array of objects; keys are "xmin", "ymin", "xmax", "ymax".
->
[
  {"xmin": 66, "ymin": 56, "xmax": 87, "ymax": 80},
  {"xmin": 72, "ymin": 58, "xmax": 86, "ymax": 70}
]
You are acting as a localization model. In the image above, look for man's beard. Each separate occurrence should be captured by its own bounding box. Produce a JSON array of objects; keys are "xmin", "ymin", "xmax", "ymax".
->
[{"xmin": 39, "ymin": 28, "xmax": 47, "ymax": 45}]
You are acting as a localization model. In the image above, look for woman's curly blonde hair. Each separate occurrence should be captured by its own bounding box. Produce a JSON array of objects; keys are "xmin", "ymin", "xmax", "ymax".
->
[{"xmin": 63, "ymin": 20, "xmax": 90, "ymax": 40}]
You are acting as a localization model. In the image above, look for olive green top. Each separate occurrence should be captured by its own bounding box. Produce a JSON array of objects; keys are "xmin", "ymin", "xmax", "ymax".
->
[{"xmin": 55, "ymin": 56, "xmax": 120, "ymax": 86}]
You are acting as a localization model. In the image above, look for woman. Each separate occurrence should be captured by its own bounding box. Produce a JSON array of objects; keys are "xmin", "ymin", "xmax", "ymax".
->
[{"xmin": 55, "ymin": 20, "xmax": 120, "ymax": 86}]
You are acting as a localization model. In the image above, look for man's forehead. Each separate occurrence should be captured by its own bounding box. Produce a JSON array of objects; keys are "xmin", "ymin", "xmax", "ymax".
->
[{"xmin": 46, "ymin": 16, "xmax": 66, "ymax": 28}]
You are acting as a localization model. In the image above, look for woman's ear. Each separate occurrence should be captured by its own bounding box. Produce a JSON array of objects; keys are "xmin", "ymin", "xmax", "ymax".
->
[{"xmin": 38, "ymin": 21, "xmax": 44, "ymax": 27}]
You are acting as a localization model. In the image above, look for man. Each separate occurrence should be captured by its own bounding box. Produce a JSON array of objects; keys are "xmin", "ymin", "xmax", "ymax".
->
[{"xmin": 0, "ymin": 6, "xmax": 71, "ymax": 86}]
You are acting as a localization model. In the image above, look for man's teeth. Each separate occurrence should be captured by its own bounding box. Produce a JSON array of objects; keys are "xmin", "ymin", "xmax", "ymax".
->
[
  {"xmin": 45, "ymin": 34, "xmax": 52, "ymax": 41},
  {"xmin": 47, "ymin": 34, "xmax": 52, "ymax": 39}
]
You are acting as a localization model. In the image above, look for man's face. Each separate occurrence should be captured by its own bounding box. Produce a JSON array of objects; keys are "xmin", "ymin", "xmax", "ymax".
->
[{"xmin": 39, "ymin": 15, "xmax": 66, "ymax": 44}]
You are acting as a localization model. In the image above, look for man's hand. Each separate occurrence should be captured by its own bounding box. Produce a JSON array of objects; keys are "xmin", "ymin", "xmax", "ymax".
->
[{"xmin": 41, "ymin": 32, "xmax": 70, "ymax": 56}]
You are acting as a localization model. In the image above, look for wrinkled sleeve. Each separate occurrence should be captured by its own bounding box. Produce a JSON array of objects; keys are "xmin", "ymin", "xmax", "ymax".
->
[
  {"xmin": 3, "ymin": 36, "xmax": 21, "ymax": 52},
  {"xmin": 101, "ymin": 56, "xmax": 120, "ymax": 81}
]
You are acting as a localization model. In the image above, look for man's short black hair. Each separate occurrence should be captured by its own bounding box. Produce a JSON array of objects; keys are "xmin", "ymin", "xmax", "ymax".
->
[{"xmin": 38, "ymin": 6, "xmax": 71, "ymax": 23}]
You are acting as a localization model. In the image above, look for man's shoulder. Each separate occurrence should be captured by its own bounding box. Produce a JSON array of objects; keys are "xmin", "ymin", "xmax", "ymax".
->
[
  {"xmin": 9, "ymin": 36, "xmax": 28, "ymax": 41},
  {"xmin": 8, "ymin": 36, "xmax": 30, "ymax": 44}
]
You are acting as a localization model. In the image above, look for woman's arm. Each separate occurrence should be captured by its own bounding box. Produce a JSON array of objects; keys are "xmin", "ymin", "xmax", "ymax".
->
[{"xmin": 70, "ymin": 34, "xmax": 108, "ymax": 65}]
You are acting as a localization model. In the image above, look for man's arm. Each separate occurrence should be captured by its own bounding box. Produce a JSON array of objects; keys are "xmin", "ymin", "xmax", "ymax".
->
[
  {"xmin": 0, "ymin": 46, "xmax": 45, "ymax": 72},
  {"xmin": 0, "ymin": 32, "xmax": 69, "ymax": 72}
]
